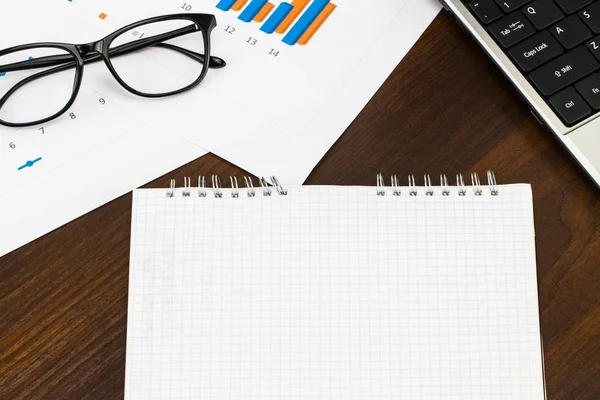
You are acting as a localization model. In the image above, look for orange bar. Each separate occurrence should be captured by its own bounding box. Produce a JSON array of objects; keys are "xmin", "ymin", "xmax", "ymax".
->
[
  {"xmin": 275, "ymin": 0, "xmax": 310, "ymax": 34},
  {"xmin": 254, "ymin": 2, "xmax": 275, "ymax": 22},
  {"xmin": 298, "ymin": 3, "xmax": 336, "ymax": 45},
  {"xmin": 231, "ymin": 0, "xmax": 249, "ymax": 11}
]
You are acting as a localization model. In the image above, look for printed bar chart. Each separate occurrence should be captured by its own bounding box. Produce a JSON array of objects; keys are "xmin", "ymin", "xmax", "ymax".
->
[
  {"xmin": 260, "ymin": 3, "xmax": 294, "ymax": 34},
  {"xmin": 216, "ymin": 0, "xmax": 336, "ymax": 46}
]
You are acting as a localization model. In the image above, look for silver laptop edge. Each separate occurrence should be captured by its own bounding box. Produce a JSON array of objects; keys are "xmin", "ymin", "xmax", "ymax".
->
[{"xmin": 441, "ymin": 0, "xmax": 600, "ymax": 188}]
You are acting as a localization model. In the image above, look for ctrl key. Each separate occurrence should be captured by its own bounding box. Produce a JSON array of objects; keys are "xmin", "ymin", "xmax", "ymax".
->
[{"xmin": 549, "ymin": 87, "xmax": 591, "ymax": 126}]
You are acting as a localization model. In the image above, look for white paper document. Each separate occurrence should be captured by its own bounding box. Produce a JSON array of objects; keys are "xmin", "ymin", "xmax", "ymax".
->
[
  {"xmin": 0, "ymin": 0, "xmax": 439, "ymax": 256},
  {"xmin": 126, "ymin": 183, "xmax": 545, "ymax": 399}
]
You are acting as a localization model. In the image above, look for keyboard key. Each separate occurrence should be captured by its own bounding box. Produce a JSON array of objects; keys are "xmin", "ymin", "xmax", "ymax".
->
[
  {"xmin": 489, "ymin": 12, "xmax": 536, "ymax": 48},
  {"xmin": 523, "ymin": 0, "xmax": 564, "ymax": 29},
  {"xmin": 554, "ymin": 0, "xmax": 592, "ymax": 15},
  {"xmin": 509, "ymin": 31, "xmax": 564, "ymax": 71},
  {"xmin": 587, "ymin": 36, "xmax": 600, "ymax": 60},
  {"xmin": 494, "ymin": 0, "xmax": 532, "ymax": 13},
  {"xmin": 580, "ymin": 3, "xmax": 600, "ymax": 34},
  {"xmin": 549, "ymin": 87, "xmax": 591, "ymax": 125},
  {"xmin": 470, "ymin": 0, "xmax": 504, "ymax": 24},
  {"xmin": 551, "ymin": 15, "xmax": 592, "ymax": 49},
  {"xmin": 529, "ymin": 46, "xmax": 600, "ymax": 95},
  {"xmin": 575, "ymin": 73, "xmax": 600, "ymax": 109}
]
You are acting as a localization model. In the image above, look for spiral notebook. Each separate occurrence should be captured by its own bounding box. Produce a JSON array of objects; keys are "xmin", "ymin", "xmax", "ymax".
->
[{"xmin": 125, "ymin": 173, "xmax": 546, "ymax": 399}]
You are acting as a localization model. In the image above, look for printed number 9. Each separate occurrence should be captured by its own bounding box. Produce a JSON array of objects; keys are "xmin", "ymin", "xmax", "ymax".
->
[{"xmin": 99, "ymin": 98, "xmax": 106, "ymax": 105}]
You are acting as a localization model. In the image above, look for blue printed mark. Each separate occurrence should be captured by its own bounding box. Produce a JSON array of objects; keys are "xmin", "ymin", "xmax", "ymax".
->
[
  {"xmin": 216, "ymin": 0, "xmax": 237, "ymax": 11},
  {"xmin": 18, "ymin": 157, "xmax": 42, "ymax": 171},
  {"xmin": 0, "ymin": 72, "xmax": 5, "ymax": 77}
]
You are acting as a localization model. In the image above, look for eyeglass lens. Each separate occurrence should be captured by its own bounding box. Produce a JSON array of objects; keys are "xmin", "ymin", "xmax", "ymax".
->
[
  {"xmin": 0, "ymin": 47, "xmax": 77, "ymax": 125},
  {"xmin": 108, "ymin": 19, "xmax": 207, "ymax": 95}
]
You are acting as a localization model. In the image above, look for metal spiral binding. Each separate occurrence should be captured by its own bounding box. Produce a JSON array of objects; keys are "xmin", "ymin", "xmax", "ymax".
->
[
  {"xmin": 457, "ymin": 174, "xmax": 466, "ymax": 196},
  {"xmin": 374, "ymin": 170, "xmax": 499, "ymax": 196},
  {"xmin": 165, "ymin": 172, "xmax": 499, "ymax": 198},
  {"xmin": 167, "ymin": 179, "xmax": 176, "ymax": 198},
  {"xmin": 376, "ymin": 174, "xmax": 385, "ymax": 196},
  {"xmin": 260, "ymin": 177, "xmax": 272, "ymax": 196},
  {"xmin": 182, "ymin": 177, "xmax": 191, "ymax": 197},
  {"xmin": 167, "ymin": 175, "xmax": 288, "ymax": 198},
  {"xmin": 408, "ymin": 175, "xmax": 418, "ymax": 196},
  {"xmin": 198, "ymin": 176, "xmax": 207, "ymax": 197},
  {"xmin": 487, "ymin": 170, "xmax": 499, "ymax": 196},
  {"xmin": 440, "ymin": 174, "xmax": 450, "ymax": 196},
  {"xmin": 391, "ymin": 175, "xmax": 401, "ymax": 196},
  {"xmin": 212, "ymin": 175, "xmax": 223, "ymax": 198},
  {"xmin": 271, "ymin": 176, "xmax": 288, "ymax": 195},
  {"xmin": 424, "ymin": 175, "xmax": 433, "ymax": 196},
  {"xmin": 244, "ymin": 176, "xmax": 256, "ymax": 197},
  {"xmin": 471, "ymin": 172, "xmax": 483, "ymax": 196},
  {"xmin": 230, "ymin": 177, "xmax": 240, "ymax": 198}
]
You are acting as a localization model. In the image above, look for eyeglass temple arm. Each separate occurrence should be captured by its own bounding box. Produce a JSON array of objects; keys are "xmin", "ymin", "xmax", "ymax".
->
[{"xmin": 0, "ymin": 24, "xmax": 226, "ymax": 73}]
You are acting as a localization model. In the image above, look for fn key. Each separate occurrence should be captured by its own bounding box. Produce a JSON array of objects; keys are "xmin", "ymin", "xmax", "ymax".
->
[{"xmin": 549, "ymin": 87, "xmax": 591, "ymax": 126}]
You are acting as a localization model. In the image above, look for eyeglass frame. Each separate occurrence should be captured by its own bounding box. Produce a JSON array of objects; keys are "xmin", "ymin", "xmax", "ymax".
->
[{"xmin": 0, "ymin": 13, "xmax": 226, "ymax": 128}]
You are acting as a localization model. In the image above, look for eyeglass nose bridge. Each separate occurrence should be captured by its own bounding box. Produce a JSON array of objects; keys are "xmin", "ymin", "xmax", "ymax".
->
[{"xmin": 76, "ymin": 41, "xmax": 105, "ymax": 57}]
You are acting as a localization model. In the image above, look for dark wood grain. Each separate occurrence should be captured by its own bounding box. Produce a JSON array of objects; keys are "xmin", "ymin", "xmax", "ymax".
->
[{"xmin": 1, "ymin": 11, "xmax": 599, "ymax": 399}]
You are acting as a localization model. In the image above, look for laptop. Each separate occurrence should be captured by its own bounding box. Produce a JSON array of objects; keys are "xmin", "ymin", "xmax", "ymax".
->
[{"xmin": 440, "ymin": 0, "xmax": 600, "ymax": 188}]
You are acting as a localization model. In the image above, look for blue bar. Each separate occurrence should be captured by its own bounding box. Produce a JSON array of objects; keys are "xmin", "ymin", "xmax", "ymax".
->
[
  {"xmin": 260, "ymin": 2, "xmax": 293, "ymax": 34},
  {"xmin": 238, "ymin": 0, "xmax": 268, "ymax": 22},
  {"xmin": 216, "ymin": 0, "xmax": 237, "ymax": 11},
  {"xmin": 283, "ymin": 0, "xmax": 329, "ymax": 45},
  {"xmin": 0, "ymin": 72, "xmax": 5, "ymax": 77}
]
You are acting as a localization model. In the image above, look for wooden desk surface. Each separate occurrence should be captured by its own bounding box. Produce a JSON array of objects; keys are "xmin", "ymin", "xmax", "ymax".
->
[{"xmin": 1, "ymin": 11, "xmax": 599, "ymax": 400}]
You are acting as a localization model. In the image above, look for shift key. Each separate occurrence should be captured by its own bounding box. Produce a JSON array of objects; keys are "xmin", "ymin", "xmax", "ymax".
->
[{"xmin": 529, "ymin": 46, "xmax": 599, "ymax": 96}]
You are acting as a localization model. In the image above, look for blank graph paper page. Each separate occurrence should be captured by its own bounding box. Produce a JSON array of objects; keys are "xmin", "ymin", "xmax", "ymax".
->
[{"xmin": 125, "ymin": 184, "xmax": 545, "ymax": 399}]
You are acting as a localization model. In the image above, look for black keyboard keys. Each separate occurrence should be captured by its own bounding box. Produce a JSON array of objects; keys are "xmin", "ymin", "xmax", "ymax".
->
[
  {"xmin": 523, "ymin": 0, "xmax": 564, "ymax": 29},
  {"xmin": 529, "ymin": 46, "xmax": 600, "ymax": 95},
  {"xmin": 587, "ymin": 36, "xmax": 600, "ymax": 60},
  {"xmin": 470, "ymin": 0, "xmax": 504, "ymax": 24},
  {"xmin": 575, "ymin": 73, "xmax": 600, "ymax": 109},
  {"xmin": 549, "ymin": 87, "xmax": 591, "ymax": 125},
  {"xmin": 489, "ymin": 12, "xmax": 536, "ymax": 48},
  {"xmin": 509, "ymin": 31, "xmax": 563, "ymax": 71},
  {"xmin": 554, "ymin": 0, "xmax": 592, "ymax": 15},
  {"xmin": 580, "ymin": 3, "xmax": 600, "ymax": 34},
  {"xmin": 494, "ymin": 0, "xmax": 531, "ymax": 13},
  {"xmin": 551, "ymin": 15, "xmax": 592, "ymax": 49}
]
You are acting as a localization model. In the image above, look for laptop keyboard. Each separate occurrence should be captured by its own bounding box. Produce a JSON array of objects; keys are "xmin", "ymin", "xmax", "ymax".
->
[{"xmin": 468, "ymin": 0, "xmax": 600, "ymax": 126}]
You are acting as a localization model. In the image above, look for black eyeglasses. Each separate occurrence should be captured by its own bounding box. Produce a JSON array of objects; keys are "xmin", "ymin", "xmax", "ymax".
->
[{"xmin": 0, "ymin": 13, "xmax": 226, "ymax": 127}]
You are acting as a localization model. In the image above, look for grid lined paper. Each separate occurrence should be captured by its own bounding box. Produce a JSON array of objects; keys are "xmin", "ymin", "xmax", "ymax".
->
[{"xmin": 125, "ymin": 184, "xmax": 544, "ymax": 400}]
